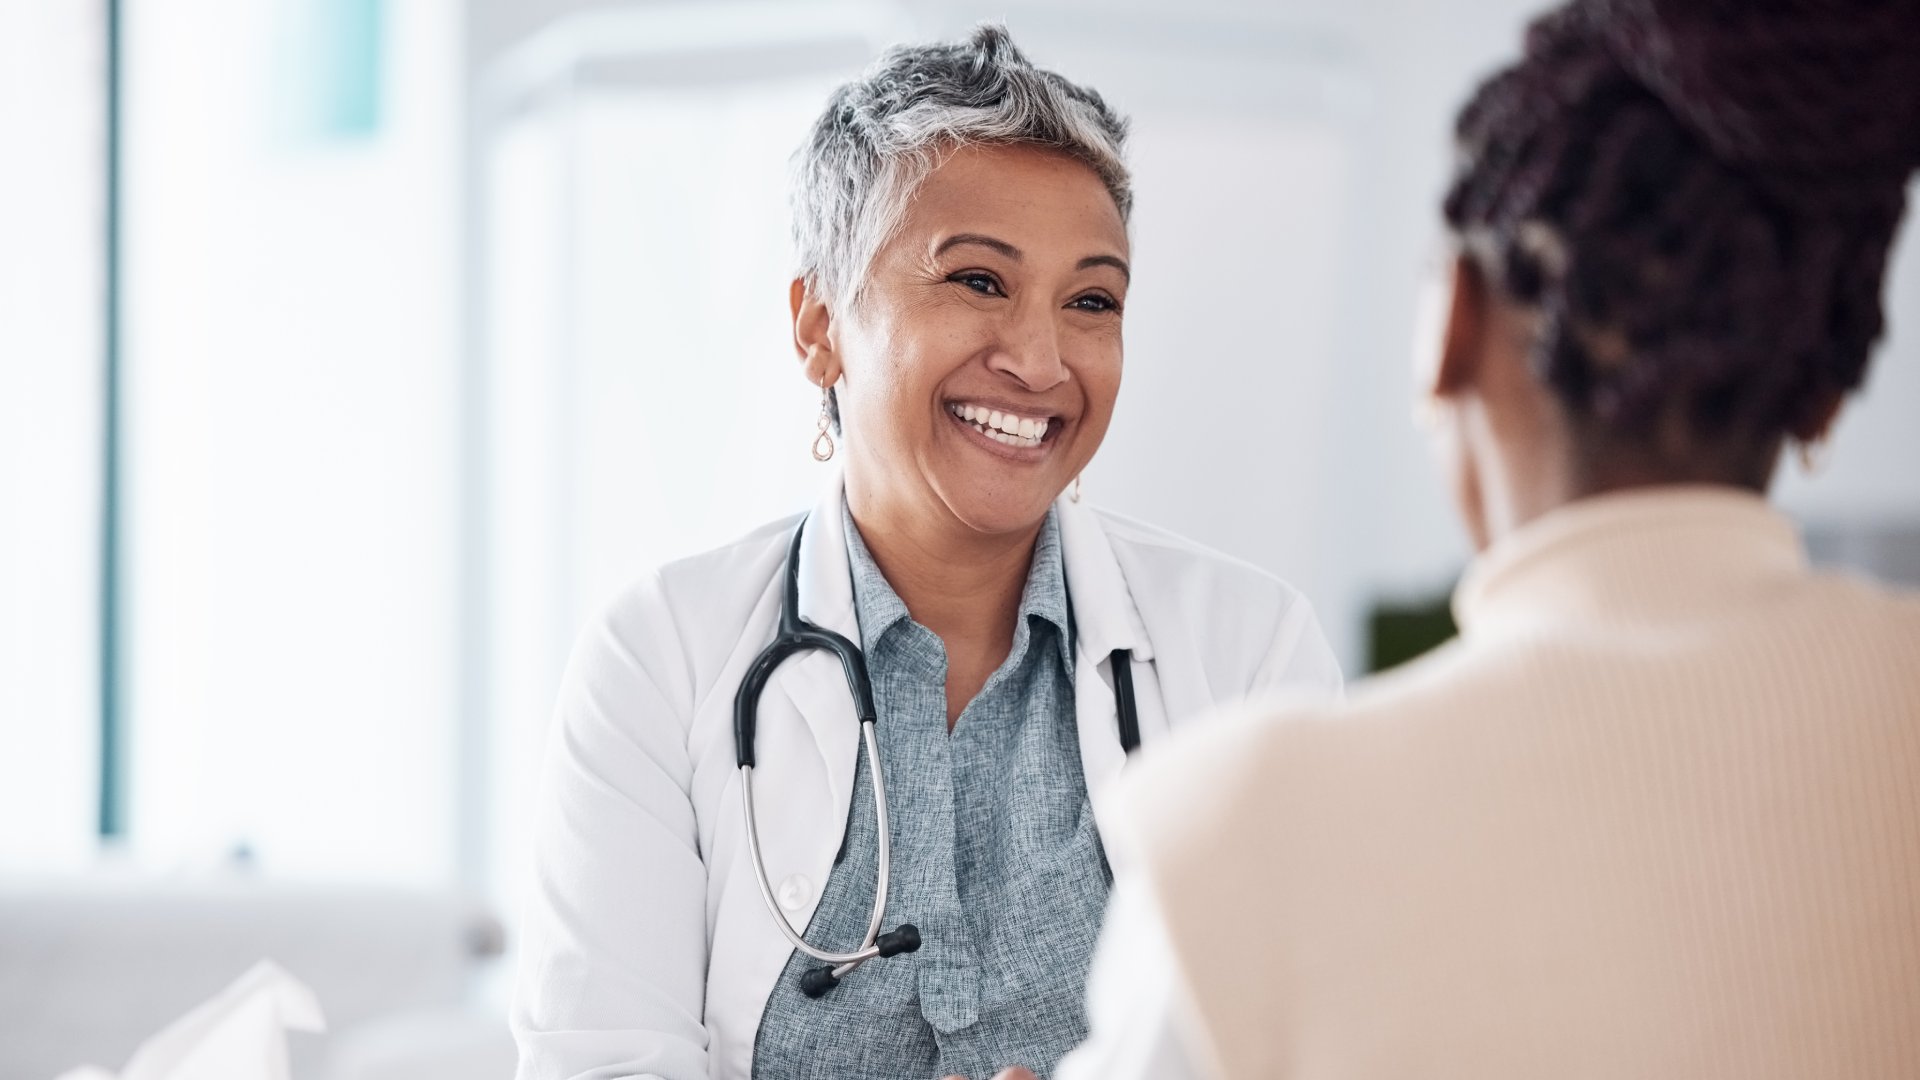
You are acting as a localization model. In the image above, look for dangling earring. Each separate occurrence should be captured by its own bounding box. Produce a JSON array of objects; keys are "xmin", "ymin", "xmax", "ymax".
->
[
  {"xmin": 1069, "ymin": 475, "xmax": 1083, "ymax": 503},
  {"xmin": 811, "ymin": 379, "xmax": 836, "ymax": 463}
]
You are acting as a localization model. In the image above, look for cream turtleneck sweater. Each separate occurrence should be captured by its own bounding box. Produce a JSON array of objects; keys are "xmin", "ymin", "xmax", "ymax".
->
[{"xmin": 1059, "ymin": 488, "xmax": 1920, "ymax": 1080}]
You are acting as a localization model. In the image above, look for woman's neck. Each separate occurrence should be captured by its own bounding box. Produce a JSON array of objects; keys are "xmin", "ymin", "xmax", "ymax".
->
[{"xmin": 846, "ymin": 488, "xmax": 1041, "ymax": 655}]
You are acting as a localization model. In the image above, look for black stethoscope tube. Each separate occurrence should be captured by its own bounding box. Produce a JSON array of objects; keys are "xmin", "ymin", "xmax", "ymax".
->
[{"xmin": 734, "ymin": 524, "xmax": 875, "ymax": 769}]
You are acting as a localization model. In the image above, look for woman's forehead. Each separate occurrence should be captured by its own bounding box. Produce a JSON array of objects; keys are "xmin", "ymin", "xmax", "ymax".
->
[{"xmin": 899, "ymin": 144, "xmax": 1129, "ymax": 257}]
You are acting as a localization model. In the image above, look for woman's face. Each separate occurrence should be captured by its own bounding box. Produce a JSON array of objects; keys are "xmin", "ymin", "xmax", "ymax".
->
[{"xmin": 802, "ymin": 143, "xmax": 1130, "ymax": 539}]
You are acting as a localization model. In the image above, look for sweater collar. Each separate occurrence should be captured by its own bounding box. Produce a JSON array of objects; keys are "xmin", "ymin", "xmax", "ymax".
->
[{"xmin": 1453, "ymin": 486, "xmax": 1809, "ymax": 638}]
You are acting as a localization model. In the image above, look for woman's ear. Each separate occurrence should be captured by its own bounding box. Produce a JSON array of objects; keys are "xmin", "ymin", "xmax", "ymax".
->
[
  {"xmin": 790, "ymin": 277, "xmax": 839, "ymax": 386},
  {"xmin": 1432, "ymin": 254, "xmax": 1490, "ymax": 400}
]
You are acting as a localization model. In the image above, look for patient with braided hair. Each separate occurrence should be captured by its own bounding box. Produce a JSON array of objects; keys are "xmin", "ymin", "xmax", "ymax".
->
[{"xmin": 1033, "ymin": 2, "xmax": 1920, "ymax": 1078}]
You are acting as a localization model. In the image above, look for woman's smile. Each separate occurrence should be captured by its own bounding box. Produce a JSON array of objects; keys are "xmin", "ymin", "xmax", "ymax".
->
[{"xmin": 944, "ymin": 400, "xmax": 1061, "ymax": 461}]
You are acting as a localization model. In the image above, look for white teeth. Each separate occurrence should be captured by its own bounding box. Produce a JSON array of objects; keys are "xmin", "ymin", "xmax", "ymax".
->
[{"xmin": 949, "ymin": 403, "xmax": 1049, "ymax": 448}]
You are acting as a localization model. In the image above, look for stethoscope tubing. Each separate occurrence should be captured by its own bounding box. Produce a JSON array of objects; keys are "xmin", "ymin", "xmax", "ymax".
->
[
  {"xmin": 736, "ymin": 519, "xmax": 900, "ymax": 980},
  {"xmin": 739, "ymin": 717, "xmax": 893, "ymax": 971}
]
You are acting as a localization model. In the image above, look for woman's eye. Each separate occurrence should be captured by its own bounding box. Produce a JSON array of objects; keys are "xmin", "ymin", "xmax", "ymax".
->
[
  {"xmin": 1070, "ymin": 292, "xmax": 1118, "ymax": 313},
  {"xmin": 950, "ymin": 272, "xmax": 1004, "ymax": 297}
]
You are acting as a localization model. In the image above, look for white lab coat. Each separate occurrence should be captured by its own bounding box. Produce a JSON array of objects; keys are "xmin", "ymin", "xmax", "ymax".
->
[{"xmin": 510, "ymin": 474, "xmax": 1342, "ymax": 1080}]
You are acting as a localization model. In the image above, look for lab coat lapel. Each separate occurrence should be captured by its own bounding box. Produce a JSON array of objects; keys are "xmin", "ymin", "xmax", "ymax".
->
[
  {"xmin": 1057, "ymin": 495, "xmax": 1167, "ymax": 836},
  {"xmin": 766, "ymin": 472, "xmax": 863, "ymax": 822}
]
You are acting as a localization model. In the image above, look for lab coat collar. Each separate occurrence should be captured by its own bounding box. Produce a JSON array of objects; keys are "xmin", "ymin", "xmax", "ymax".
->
[
  {"xmin": 1055, "ymin": 487, "xmax": 1159, "ymax": 837},
  {"xmin": 773, "ymin": 474, "xmax": 865, "ymax": 821},
  {"xmin": 793, "ymin": 472, "xmax": 861, "ymax": 642},
  {"xmin": 1055, "ymin": 490, "xmax": 1155, "ymax": 664},
  {"xmin": 790, "ymin": 470, "xmax": 1154, "ymax": 664}
]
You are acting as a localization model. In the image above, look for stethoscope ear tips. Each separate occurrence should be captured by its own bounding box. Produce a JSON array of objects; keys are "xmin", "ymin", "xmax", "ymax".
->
[
  {"xmin": 799, "ymin": 966, "xmax": 842, "ymax": 998},
  {"xmin": 797, "ymin": 924, "xmax": 922, "ymax": 998},
  {"xmin": 876, "ymin": 924, "xmax": 921, "ymax": 957}
]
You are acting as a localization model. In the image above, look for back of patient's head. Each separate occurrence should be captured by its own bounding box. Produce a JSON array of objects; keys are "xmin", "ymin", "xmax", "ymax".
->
[{"xmin": 1444, "ymin": 0, "xmax": 1920, "ymax": 489}]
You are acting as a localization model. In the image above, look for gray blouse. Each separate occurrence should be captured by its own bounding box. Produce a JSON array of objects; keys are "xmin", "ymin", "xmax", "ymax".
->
[{"xmin": 751, "ymin": 505, "xmax": 1112, "ymax": 1080}]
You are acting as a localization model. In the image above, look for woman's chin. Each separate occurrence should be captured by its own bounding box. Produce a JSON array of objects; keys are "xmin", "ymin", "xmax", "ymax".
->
[
  {"xmin": 923, "ymin": 423, "xmax": 1081, "ymax": 535},
  {"xmin": 935, "ymin": 478, "xmax": 1066, "ymax": 538}
]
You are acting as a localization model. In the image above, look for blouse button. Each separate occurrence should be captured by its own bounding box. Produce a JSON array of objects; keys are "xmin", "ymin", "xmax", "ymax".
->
[{"xmin": 777, "ymin": 874, "xmax": 813, "ymax": 911}]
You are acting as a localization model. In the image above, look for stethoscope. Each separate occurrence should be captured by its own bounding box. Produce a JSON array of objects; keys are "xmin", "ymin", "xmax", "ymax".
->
[{"xmin": 734, "ymin": 517, "xmax": 1142, "ymax": 998}]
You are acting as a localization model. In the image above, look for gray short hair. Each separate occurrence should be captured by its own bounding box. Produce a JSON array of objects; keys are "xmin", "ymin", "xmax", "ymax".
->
[{"xmin": 792, "ymin": 24, "xmax": 1132, "ymax": 310}]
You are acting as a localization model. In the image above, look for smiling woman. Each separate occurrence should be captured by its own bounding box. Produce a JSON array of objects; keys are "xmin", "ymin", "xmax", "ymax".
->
[
  {"xmin": 509, "ymin": 25, "xmax": 1342, "ymax": 1080},
  {"xmin": 796, "ymin": 141, "xmax": 1133, "ymax": 685}
]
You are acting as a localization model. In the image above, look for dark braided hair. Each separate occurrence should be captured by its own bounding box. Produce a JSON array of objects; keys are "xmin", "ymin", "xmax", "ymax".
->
[{"xmin": 1444, "ymin": 0, "xmax": 1920, "ymax": 475}]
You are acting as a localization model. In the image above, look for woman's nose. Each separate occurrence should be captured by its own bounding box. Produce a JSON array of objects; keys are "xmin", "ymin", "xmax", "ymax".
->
[{"xmin": 988, "ymin": 308, "xmax": 1069, "ymax": 391}]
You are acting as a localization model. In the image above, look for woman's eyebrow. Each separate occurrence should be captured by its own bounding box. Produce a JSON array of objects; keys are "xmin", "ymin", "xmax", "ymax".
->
[
  {"xmin": 1077, "ymin": 254, "xmax": 1130, "ymax": 282},
  {"xmin": 936, "ymin": 233, "xmax": 1022, "ymax": 260},
  {"xmin": 936, "ymin": 234, "xmax": 1130, "ymax": 283}
]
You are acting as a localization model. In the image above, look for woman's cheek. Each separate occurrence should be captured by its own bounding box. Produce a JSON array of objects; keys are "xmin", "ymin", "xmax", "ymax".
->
[{"xmin": 1083, "ymin": 353, "xmax": 1124, "ymax": 430}]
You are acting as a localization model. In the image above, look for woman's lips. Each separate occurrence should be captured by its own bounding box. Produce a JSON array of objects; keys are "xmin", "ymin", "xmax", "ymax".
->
[{"xmin": 945, "ymin": 403, "xmax": 1058, "ymax": 460}]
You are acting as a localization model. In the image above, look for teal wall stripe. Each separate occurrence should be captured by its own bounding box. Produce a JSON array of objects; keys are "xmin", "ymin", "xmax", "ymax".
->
[
  {"xmin": 326, "ymin": 0, "xmax": 384, "ymax": 136},
  {"xmin": 281, "ymin": 0, "xmax": 384, "ymax": 140}
]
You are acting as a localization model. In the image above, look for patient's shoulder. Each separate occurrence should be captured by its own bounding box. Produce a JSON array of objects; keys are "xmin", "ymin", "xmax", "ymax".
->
[{"xmin": 1115, "ymin": 640, "xmax": 1489, "ymax": 853}]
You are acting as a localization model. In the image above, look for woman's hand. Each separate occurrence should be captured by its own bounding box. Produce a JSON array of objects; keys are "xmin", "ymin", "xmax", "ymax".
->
[{"xmin": 940, "ymin": 1069, "xmax": 1039, "ymax": 1080}]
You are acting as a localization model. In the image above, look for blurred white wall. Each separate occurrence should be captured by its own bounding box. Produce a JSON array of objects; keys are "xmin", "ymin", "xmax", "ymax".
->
[
  {"xmin": 0, "ymin": 1, "xmax": 105, "ymax": 871},
  {"xmin": 118, "ymin": 0, "xmax": 464, "ymax": 883}
]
